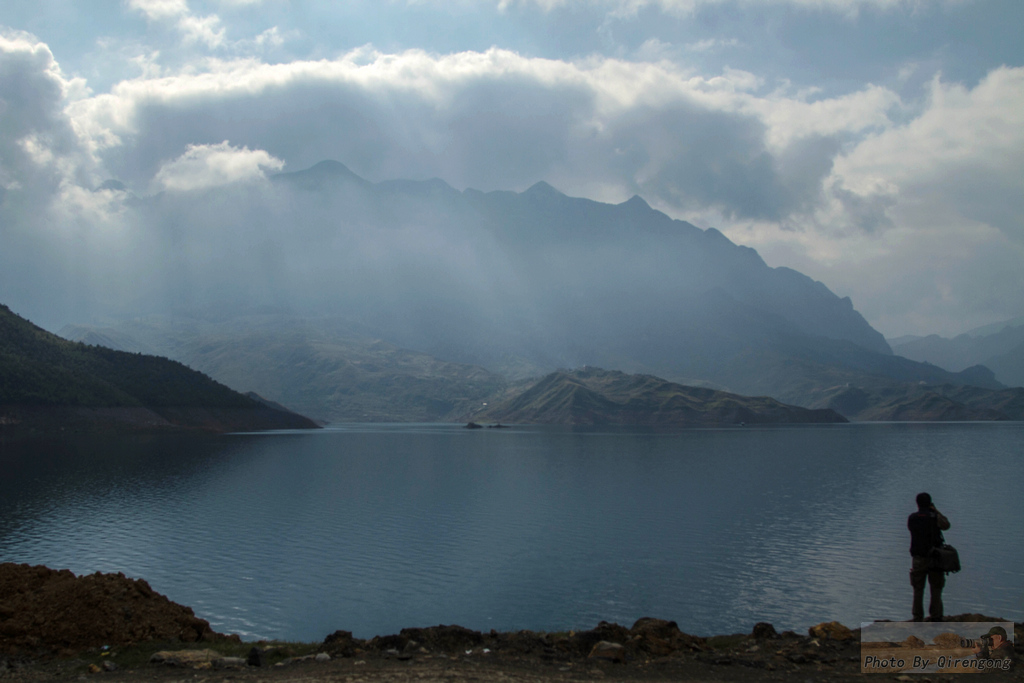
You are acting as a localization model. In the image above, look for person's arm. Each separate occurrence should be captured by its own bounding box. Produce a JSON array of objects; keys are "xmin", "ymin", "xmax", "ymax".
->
[{"xmin": 934, "ymin": 508, "xmax": 950, "ymax": 530}]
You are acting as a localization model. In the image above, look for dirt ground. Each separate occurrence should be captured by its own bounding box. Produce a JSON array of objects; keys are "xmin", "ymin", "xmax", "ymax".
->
[
  {"xmin": 0, "ymin": 641, "xmax": 883, "ymax": 683},
  {"xmin": 5, "ymin": 641, "xmax": 1021, "ymax": 683},
  {"xmin": 1, "ymin": 564, "xmax": 1020, "ymax": 683}
]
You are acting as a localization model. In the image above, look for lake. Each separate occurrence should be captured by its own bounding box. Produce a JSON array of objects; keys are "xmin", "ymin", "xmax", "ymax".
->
[{"xmin": 0, "ymin": 422, "xmax": 1021, "ymax": 642}]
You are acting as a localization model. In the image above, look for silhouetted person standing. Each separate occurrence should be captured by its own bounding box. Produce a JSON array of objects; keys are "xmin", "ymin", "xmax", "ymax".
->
[{"xmin": 908, "ymin": 492, "xmax": 950, "ymax": 621}]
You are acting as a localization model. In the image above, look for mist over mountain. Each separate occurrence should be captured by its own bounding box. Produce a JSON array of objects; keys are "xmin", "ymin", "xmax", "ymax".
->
[
  {"xmin": 61, "ymin": 312, "xmax": 507, "ymax": 424},
  {"xmin": 250, "ymin": 160, "xmax": 892, "ymax": 384},
  {"xmin": 76, "ymin": 159, "xmax": 888, "ymax": 368},
  {"xmin": 54, "ymin": 161, "xmax": 1010, "ymax": 421},
  {"xmin": 889, "ymin": 316, "xmax": 1024, "ymax": 388}
]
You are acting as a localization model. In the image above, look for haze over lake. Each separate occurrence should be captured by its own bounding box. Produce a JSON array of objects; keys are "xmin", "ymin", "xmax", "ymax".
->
[{"xmin": 1, "ymin": 423, "xmax": 1020, "ymax": 642}]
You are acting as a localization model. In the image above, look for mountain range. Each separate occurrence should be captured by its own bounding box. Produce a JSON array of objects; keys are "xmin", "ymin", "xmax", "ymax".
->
[
  {"xmin": 55, "ymin": 161, "xmax": 1023, "ymax": 423},
  {"xmin": 888, "ymin": 316, "xmax": 1024, "ymax": 388}
]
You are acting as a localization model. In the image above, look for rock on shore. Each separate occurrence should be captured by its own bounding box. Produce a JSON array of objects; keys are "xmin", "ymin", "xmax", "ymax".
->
[{"xmin": 323, "ymin": 618, "xmax": 733, "ymax": 662}]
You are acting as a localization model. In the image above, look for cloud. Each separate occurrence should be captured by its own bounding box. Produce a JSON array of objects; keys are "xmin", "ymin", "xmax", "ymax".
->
[
  {"xmin": 124, "ymin": 0, "xmax": 292, "ymax": 54},
  {"xmin": 153, "ymin": 140, "xmax": 284, "ymax": 191},
  {"xmin": 128, "ymin": 0, "xmax": 225, "ymax": 48},
  {"xmin": 0, "ymin": 31, "xmax": 139, "ymax": 327},
  {"xmin": 0, "ymin": 31, "xmax": 95, "ymax": 194},
  {"xmin": 249, "ymin": 27, "xmax": 285, "ymax": 49},
  {"xmin": 746, "ymin": 210, "xmax": 1024, "ymax": 338},
  {"xmin": 685, "ymin": 38, "xmax": 740, "ymax": 53},
  {"xmin": 481, "ymin": 0, "xmax": 958, "ymax": 17},
  {"xmin": 719, "ymin": 65, "xmax": 1024, "ymax": 335},
  {"xmin": 3, "ymin": 26, "xmax": 1021, "ymax": 337},
  {"xmin": 127, "ymin": 0, "xmax": 191, "ymax": 21},
  {"xmin": 817, "ymin": 66, "xmax": 1024, "ymax": 248},
  {"xmin": 67, "ymin": 48, "xmax": 894, "ymax": 222}
]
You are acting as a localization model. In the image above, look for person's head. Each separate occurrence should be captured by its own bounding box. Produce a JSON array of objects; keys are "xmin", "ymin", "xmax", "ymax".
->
[
  {"xmin": 984, "ymin": 626, "xmax": 1007, "ymax": 647},
  {"xmin": 916, "ymin": 492, "xmax": 933, "ymax": 510}
]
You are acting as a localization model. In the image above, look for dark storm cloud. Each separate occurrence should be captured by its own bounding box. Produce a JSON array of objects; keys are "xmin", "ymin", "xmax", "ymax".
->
[
  {"xmin": 596, "ymin": 103, "xmax": 814, "ymax": 220},
  {"xmin": 830, "ymin": 185, "xmax": 894, "ymax": 233},
  {"xmin": 85, "ymin": 54, "xmax": 594, "ymax": 193},
  {"xmin": 77, "ymin": 50, "xmax": 838, "ymax": 222}
]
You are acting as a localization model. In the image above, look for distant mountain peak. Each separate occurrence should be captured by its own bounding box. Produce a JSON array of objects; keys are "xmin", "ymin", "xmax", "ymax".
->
[
  {"xmin": 272, "ymin": 160, "xmax": 370, "ymax": 188},
  {"xmin": 703, "ymin": 226, "xmax": 732, "ymax": 244},
  {"xmin": 523, "ymin": 180, "xmax": 561, "ymax": 197},
  {"xmin": 307, "ymin": 160, "xmax": 358, "ymax": 176},
  {"xmin": 621, "ymin": 194, "xmax": 650, "ymax": 210},
  {"xmin": 964, "ymin": 314, "xmax": 1024, "ymax": 338}
]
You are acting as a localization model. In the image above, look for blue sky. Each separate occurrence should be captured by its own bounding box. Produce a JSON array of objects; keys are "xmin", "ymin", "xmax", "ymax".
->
[{"xmin": 1, "ymin": 0, "xmax": 1023, "ymax": 337}]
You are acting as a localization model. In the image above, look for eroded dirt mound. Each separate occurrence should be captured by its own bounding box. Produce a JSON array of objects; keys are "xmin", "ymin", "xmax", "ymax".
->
[{"xmin": 0, "ymin": 563, "xmax": 219, "ymax": 655}]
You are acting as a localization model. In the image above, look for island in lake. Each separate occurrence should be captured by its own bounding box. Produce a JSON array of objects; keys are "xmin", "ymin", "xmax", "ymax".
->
[{"xmin": 473, "ymin": 367, "xmax": 847, "ymax": 426}]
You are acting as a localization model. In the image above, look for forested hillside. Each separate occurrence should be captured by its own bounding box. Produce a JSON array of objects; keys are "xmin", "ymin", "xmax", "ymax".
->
[{"xmin": 0, "ymin": 304, "xmax": 317, "ymax": 433}]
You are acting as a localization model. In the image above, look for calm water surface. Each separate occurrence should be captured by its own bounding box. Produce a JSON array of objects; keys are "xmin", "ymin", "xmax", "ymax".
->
[{"xmin": 0, "ymin": 423, "xmax": 1021, "ymax": 641}]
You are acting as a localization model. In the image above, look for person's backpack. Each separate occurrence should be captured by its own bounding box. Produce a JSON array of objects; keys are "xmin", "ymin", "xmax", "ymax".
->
[{"xmin": 933, "ymin": 543, "xmax": 961, "ymax": 574}]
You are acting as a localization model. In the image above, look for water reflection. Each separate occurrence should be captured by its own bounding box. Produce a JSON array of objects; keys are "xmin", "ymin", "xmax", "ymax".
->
[{"xmin": 0, "ymin": 423, "xmax": 1021, "ymax": 641}]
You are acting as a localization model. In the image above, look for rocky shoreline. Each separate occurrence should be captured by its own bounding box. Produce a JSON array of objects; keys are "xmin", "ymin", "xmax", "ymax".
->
[{"xmin": 1, "ymin": 563, "xmax": 1020, "ymax": 682}]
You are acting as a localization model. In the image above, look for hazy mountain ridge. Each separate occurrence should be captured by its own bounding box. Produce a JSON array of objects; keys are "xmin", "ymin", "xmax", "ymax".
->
[
  {"xmin": 54, "ymin": 161, "xmax": 1016, "ymax": 423},
  {"xmin": 811, "ymin": 381, "xmax": 1024, "ymax": 421},
  {"xmin": 270, "ymin": 161, "xmax": 956, "ymax": 404},
  {"xmin": 1, "ymin": 304, "xmax": 318, "ymax": 434},
  {"xmin": 60, "ymin": 303, "xmax": 1009, "ymax": 424},
  {"xmin": 461, "ymin": 179, "xmax": 889, "ymax": 356},
  {"xmin": 889, "ymin": 317, "xmax": 1024, "ymax": 388},
  {"xmin": 60, "ymin": 313, "xmax": 507, "ymax": 423},
  {"xmin": 269, "ymin": 161, "xmax": 890, "ymax": 366},
  {"xmin": 858, "ymin": 384, "xmax": 1024, "ymax": 421},
  {"xmin": 474, "ymin": 367, "xmax": 847, "ymax": 426}
]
